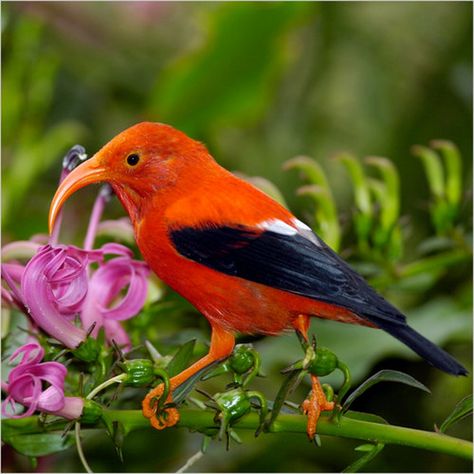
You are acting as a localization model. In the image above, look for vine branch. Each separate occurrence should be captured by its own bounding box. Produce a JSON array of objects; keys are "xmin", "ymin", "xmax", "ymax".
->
[{"xmin": 4, "ymin": 409, "xmax": 471, "ymax": 461}]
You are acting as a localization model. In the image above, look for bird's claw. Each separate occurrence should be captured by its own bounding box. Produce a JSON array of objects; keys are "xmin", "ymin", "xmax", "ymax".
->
[
  {"xmin": 301, "ymin": 375, "xmax": 334, "ymax": 439},
  {"xmin": 142, "ymin": 384, "xmax": 180, "ymax": 430}
]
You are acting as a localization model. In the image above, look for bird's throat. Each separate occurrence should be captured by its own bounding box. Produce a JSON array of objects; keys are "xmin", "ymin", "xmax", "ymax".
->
[{"xmin": 111, "ymin": 183, "xmax": 145, "ymax": 227}]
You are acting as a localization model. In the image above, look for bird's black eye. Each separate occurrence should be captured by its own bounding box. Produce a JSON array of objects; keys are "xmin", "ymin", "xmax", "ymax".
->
[{"xmin": 127, "ymin": 153, "xmax": 140, "ymax": 166}]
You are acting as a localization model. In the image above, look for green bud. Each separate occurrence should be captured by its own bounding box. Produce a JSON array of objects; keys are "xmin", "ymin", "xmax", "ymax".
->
[
  {"xmin": 73, "ymin": 337, "xmax": 99, "ymax": 362},
  {"xmin": 81, "ymin": 399, "xmax": 102, "ymax": 424},
  {"xmin": 215, "ymin": 388, "xmax": 251, "ymax": 422},
  {"xmin": 123, "ymin": 359, "xmax": 155, "ymax": 387},
  {"xmin": 310, "ymin": 347, "xmax": 338, "ymax": 376},
  {"xmin": 229, "ymin": 346, "xmax": 255, "ymax": 375}
]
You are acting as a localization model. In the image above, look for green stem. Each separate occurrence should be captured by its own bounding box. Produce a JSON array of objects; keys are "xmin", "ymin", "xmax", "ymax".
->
[
  {"xmin": 86, "ymin": 374, "xmax": 127, "ymax": 400},
  {"xmin": 176, "ymin": 449, "xmax": 204, "ymax": 473},
  {"xmin": 3, "ymin": 409, "xmax": 471, "ymax": 461},
  {"xmin": 75, "ymin": 422, "xmax": 93, "ymax": 473},
  {"xmin": 100, "ymin": 409, "xmax": 471, "ymax": 460}
]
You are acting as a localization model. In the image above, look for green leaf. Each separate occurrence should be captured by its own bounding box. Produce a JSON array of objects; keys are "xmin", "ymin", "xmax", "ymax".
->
[
  {"xmin": 111, "ymin": 421, "xmax": 126, "ymax": 462},
  {"xmin": 439, "ymin": 394, "xmax": 473, "ymax": 433},
  {"xmin": 296, "ymin": 184, "xmax": 340, "ymax": 251},
  {"xmin": 336, "ymin": 153, "xmax": 374, "ymax": 247},
  {"xmin": 173, "ymin": 359, "xmax": 223, "ymax": 404},
  {"xmin": 430, "ymin": 140, "xmax": 462, "ymax": 206},
  {"xmin": 336, "ymin": 153, "xmax": 372, "ymax": 215},
  {"xmin": 4, "ymin": 432, "xmax": 75, "ymax": 457},
  {"xmin": 284, "ymin": 156, "xmax": 331, "ymax": 188},
  {"xmin": 343, "ymin": 442, "xmax": 384, "ymax": 473},
  {"xmin": 283, "ymin": 155, "xmax": 340, "ymax": 249},
  {"xmin": 342, "ymin": 370, "xmax": 430, "ymax": 413},
  {"xmin": 412, "ymin": 145, "xmax": 445, "ymax": 199},
  {"xmin": 265, "ymin": 368, "xmax": 307, "ymax": 430},
  {"xmin": 365, "ymin": 157, "xmax": 400, "ymax": 232},
  {"xmin": 166, "ymin": 339, "xmax": 197, "ymax": 377},
  {"xmin": 417, "ymin": 236, "xmax": 455, "ymax": 255},
  {"xmin": 343, "ymin": 410, "xmax": 388, "ymax": 425}
]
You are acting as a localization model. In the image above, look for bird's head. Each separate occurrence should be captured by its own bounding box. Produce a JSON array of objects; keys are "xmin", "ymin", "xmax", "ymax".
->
[{"xmin": 49, "ymin": 122, "xmax": 211, "ymax": 232}]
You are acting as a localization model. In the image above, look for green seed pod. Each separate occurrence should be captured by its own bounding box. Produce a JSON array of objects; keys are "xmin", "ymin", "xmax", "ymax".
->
[
  {"xmin": 229, "ymin": 346, "xmax": 255, "ymax": 375},
  {"xmin": 123, "ymin": 359, "xmax": 155, "ymax": 387},
  {"xmin": 310, "ymin": 347, "xmax": 338, "ymax": 376},
  {"xmin": 81, "ymin": 399, "xmax": 102, "ymax": 424},
  {"xmin": 215, "ymin": 388, "xmax": 252, "ymax": 422}
]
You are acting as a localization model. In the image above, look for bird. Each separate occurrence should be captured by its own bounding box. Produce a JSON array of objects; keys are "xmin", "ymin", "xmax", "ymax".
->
[{"xmin": 49, "ymin": 122, "xmax": 467, "ymax": 437}]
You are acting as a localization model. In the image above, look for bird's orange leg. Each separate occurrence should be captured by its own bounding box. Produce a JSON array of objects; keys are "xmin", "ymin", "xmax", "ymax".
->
[
  {"xmin": 142, "ymin": 325, "xmax": 235, "ymax": 430},
  {"xmin": 293, "ymin": 314, "xmax": 334, "ymax": 439}
]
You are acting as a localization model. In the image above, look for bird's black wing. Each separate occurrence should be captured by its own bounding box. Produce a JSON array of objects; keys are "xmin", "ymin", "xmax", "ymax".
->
[
  {"xmin": 169, "ymin": 223, "xmax": 406, "ymax": 327},
  {"xmin": 169, "ymin": 222, "xmax": 468, "ymax": 376}
]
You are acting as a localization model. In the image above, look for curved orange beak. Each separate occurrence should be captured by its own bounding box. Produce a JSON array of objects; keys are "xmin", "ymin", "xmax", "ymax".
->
[{"xmin": 48, "ymin": 157, "xmax": 107, "ymax": 234}]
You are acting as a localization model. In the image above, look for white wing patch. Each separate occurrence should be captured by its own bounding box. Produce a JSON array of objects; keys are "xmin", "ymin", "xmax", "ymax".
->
[
  {"xmin": 257, "ymin": 218, "xmax": 322, "ymax": 247},
  {"xmin": 257, "ymin": 218, "xmax": 298, "ymax": 236},
  {"xmin": 292, "ymin": 218, "xmax": 322, "ymax": 247}
]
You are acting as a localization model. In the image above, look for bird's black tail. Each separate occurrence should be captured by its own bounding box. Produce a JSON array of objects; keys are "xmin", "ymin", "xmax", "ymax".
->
[{"xmin": 380, "ymin": 322, "xmax": 468, "ymax": 376}]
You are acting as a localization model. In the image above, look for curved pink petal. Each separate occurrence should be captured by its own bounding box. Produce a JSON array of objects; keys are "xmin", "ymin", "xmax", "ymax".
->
[
  {"xmin": 49, "ymin": 262, "xmax": 84, "ymax": 285},
  {"xmin": 9, "ymin": 342, "xmax": 44, "ymax": 366},
  {"xmin": 43, "ymin": 247, "xmax": 68, "ymax": 280},
  {"xmin": 2, "ymin": 287, "xmax": 14, "ymax": 305},
  {"xmin": 1, "ymin": 396, "xmax": 19, "ymax": 418},
  {"xmin": 100, "ymin": 242, "xmax": 133, "ymax": 258},
  {"xmin": 80, "ymin": 254, "xmax": 149, "ymax": 338},
  {"xmin": 80, "ymin": 296, "xmax": 103, "ymax": 337},
  {"xmin": 24, "ymin": 362, "xmax": 67, "ymax": 389},
  {"xmin": 54, "ymin": 272, "xmax": 89, "ymax": 314},
  {"xmin": 6, "ymin": 374, "xmax": 41, "ymax": 418},
  {"xmin": 101, "ymin": 262, "xmax": 149, "ymax": 321},
  {"xmin": 37, "ymin": 385, "xmax": 66, "ymax": 412},
  {"xmin": 54, "ymin": 396, "xmax": 84, "ymax": 419},
  {"xmin": 21, "ymin": 247, "xmax": 87, "ymax": 348}
]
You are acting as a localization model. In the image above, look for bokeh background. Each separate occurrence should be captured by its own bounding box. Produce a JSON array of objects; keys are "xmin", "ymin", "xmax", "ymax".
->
[{"xmin": 2, "ymin": 1, "xmax": 472, "ymax": 472}]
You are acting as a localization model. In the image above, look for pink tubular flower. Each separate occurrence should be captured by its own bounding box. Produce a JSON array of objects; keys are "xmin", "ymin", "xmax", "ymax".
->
[
  {"xmin": 1, "ymin": 342, "xmax": 83, "ymax": 420},
  {"xmin": 81, "ymin": 248, "xmax": 150, "ymax": 350},
  {"xmin": 17, "ymin": 242, "xmax": 149, "ymax": 351},
  {"xmin": 20, "ymin": 245, "xmax": 103, "ymax": 349}
]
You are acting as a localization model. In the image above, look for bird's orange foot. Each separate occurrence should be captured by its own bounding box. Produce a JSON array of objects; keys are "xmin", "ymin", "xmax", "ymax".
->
[
  {"xmin": 301, "ymin": 375, "xmax": 334, "ymax": 439},
  {"xmin": 142, "ymin": 384, "xmax": 180, "ymax": 430}
]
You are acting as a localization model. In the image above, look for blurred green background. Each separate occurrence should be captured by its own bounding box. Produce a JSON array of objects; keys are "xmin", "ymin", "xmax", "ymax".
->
[{"xmin": 2, "ymin": 1, "xmax": 472, "ymax": 472}]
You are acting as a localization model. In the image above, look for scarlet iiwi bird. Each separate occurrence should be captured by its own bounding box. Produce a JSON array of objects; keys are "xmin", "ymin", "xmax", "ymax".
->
[{"xmin": 49, "ymin": 122, "xmax": 467, "ymax": 436}]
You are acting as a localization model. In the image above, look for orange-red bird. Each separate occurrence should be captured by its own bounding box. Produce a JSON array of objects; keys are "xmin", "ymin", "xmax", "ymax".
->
[{"xmin": 49, "ymin": 122, "xmax": 467, "ymax": 435}]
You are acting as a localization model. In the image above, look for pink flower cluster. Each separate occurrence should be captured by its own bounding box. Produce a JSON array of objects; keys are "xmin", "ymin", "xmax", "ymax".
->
[
  {"xmin": 1, "ymin": 145, "xmax": 151, "ymax": 419},
  {"xmin": 3, "ymin": 242, "xmax": 149, "ymax": 351},
  {"xmin": 2, "ymin": 342, "xmax": 83, "ymax": 419}
]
